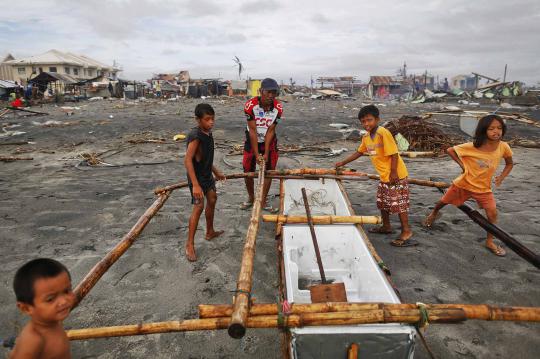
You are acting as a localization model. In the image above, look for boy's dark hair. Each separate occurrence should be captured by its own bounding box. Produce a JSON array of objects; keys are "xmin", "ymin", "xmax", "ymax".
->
[
  {"xmin": 194, "ymin": 103, "xmax": 215, "ymax": 119},
  {"xmin": 358, "ymin": 105, "xmax": 379, "ymax": 120},
  {"xmin": 473, "ymin": 114, "xmax": 506, "ymax": 148},
  {"xmin": 13, "ymin": 258, "xmax": 70, "ymax": 304}
]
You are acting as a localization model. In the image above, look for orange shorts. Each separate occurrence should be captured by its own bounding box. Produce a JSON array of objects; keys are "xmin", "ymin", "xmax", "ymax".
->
[{"xmin": 441, "ymin": 184, "xmax": 496, "ymax": 210}]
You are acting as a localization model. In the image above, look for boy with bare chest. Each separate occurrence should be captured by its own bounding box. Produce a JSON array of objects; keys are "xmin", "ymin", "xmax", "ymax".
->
[{"xmin": 10, "ymin": 258, "xmax": 75, "ymax": 359}]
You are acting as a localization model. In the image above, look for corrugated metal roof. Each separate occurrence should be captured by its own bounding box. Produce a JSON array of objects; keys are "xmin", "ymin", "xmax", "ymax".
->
[
  {"xmin": 0, "ymin": 79, "xmax": 18, "ymax": 88},
  {"xmin": 317, "ymin": 89, "xmax": 343, "ymax": 96},
  {"xmin": 28, "ymin": 72, "xmax": 78, "ymax": 84},
  {"xmin": 369, "ymin": 76, "xmax": 403, "ymax": 86},
  {"xmin": 369, "ymin": 76, "xmax": 392, "ymax": 85}
]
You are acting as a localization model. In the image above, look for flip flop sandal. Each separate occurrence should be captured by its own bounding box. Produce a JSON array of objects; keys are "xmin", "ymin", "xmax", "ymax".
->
[
  {"xmin": 264, "ymin": 206, "xmax": 279, "ymax": 214},
  {"xmin": 240, "ymin": 201, "xmax": 253, "ymax": 210},
  {"xmin": 487, "ymin": 245, "xmax": 506, "ymax": 257},
  {"xmin": 390, "ymin": 238, "xmax": 419, "ymax": 247},
  {"xmin": 369, "ymin": 226, "xmax": 394, "ymax": 234}
]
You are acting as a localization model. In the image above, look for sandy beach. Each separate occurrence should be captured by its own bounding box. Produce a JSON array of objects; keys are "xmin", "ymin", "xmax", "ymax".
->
[{"xmin": 1, "ymin": 97, "xmax": 539, "ymax": 358}]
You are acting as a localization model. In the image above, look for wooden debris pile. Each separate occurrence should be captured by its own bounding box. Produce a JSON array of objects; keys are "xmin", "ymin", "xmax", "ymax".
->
[
  {"xmin": 384, "ymin": 116, "xmax": 458, "ymax": 152},
  {"xmin": 79, "ymin": 152, "xmax": 103, "ymax": 166}
]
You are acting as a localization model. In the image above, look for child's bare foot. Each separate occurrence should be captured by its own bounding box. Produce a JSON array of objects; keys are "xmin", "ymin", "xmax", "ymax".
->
[
  {"xmin": 486, "ymin": 243, "xmax": 506, "ymax": 257},
  {"xmin": 422, "ymin": 212, "xmax": 441, "ymax": 228},
  {"xmin": 185, "ymin": 245, "xmax": 197, "ymax": 262},
  {"xmin": 205, "ymin": 230, "xmax": 224, "ymax": 241},
  {"xmin": 368, "ymin": 226, "xmax": 393, "ymax": 234}
]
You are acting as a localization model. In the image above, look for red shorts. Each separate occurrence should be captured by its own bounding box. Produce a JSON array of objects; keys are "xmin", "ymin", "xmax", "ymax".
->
[
  {"xmin": 242, "ymin": 141, "xmax": 278, "ymax": 172},
  {"xmin": 441, "ymin": 184, "xmax": 496, "ymax": 210}
]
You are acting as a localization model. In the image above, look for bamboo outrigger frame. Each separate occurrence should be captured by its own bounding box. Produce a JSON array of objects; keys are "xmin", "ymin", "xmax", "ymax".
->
[{"xmin": 63, "ymin": 167, "xmax": 540, "ymax": 357}]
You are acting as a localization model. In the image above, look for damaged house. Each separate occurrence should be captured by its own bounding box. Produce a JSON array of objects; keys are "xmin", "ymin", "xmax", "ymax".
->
[{"xmin": 3, "ymin": 49, "xmax": 120, "ymax": 86}]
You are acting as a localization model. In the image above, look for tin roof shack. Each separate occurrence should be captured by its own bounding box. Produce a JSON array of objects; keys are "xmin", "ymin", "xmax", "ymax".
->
[
  {"xmin": 28, "ymin": 72, "xmax": 80, "ymax": 102},
  {"xmin": 120, "ymin": 80, "xmax": 147, "ymax": 100},
  {"xmin": 0, "ymin": 79, "xmax": 19, "ymax": 101},
  {"xmin": 72, "ymin": 75, "xmax": 112, "ymax": 99},
  {"xmin": 4, "ymin": 49, "xmax": 120, "ymax": 85},
  {"xmin": 187, "ymin": 79, "xmax": 226, "ymax": 98},
  {"xmin": 451, "ymin": 74, "xmax": 477, "ymax": 91},
  {"xmin": 160, "ymin": 81, "xmax": 182, "ymax": 97},
  {"xmin": 368, "ymin": 76, "xmax": 403, "ymax": 99},
  {"xmin": 316, "ymin": 77, "xmax": 364, "ymax": 96},
  {"xmin": 151, "ymin": 71, "xmax": 191, "ymax": 97},
  {"xmin": 230, "ymin": 80, "xmax": 247, "ymax": 96},
  {"xmin": 411, "ymin": 73, "xmax": 435, "ymax": 91}
]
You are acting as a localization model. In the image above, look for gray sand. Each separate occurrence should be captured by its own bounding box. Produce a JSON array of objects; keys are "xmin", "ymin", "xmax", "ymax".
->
[{"xmin": 1, "ymin": 98, "xmax": 539, "ymax": 358}]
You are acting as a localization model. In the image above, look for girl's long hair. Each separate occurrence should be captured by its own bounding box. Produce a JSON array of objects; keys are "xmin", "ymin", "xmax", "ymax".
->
[{"xmin": 473, "ymin": 115, "xmax": 506, "ymax": 148}]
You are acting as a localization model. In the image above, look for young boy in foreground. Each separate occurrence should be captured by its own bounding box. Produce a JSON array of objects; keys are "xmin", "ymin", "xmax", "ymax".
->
[
  {"xmin": 335, "ymin": 105, "xmax": 415, "ymax": 246},
  {"xmin": 10, "ymin": 258, "xmax": 75, "ymax": 359},
  {"xmin": 185, "ymin": 103, "xmax": 225, "ymax": 262}
]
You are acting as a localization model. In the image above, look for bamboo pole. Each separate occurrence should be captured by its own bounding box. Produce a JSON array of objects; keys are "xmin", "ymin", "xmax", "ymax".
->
[
  {"xmin": 228, "ymin": 161, "xmax": 266, "ymax": 339},
  {"xmin": 400, "ymin": 151, "xmax": 437, "ymax": 158},
  {"xmin": 154, "ymin": 169, "xmax": 449, "ymax": 196},
  {"xmin": 154, "ymin": 173, "xmax": 250, "ymax": 195},
  {"xmin": 275, "ymin": 179, "xmax": 291, "ymax": 359},
  {"xmin": 67, "ymin": 309, "xmax": 467, "ymax": 341},
  {"xmin": 276, "ymin": 179, "xmax": 286, "ymax": 238},
  {"xmin": 72, "ymin": 192, "xmax": 171, "ymax": 307},
  {"xmin": 198, "ymin": 302, "xmax": 540, "ymax": 322},
  {"xmin": 263, "ymin": 214, "xmax": 382, "ymax": 225}
]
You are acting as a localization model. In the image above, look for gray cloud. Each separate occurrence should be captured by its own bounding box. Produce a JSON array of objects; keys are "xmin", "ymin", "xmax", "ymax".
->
[{"xmin": 0, "ymin": 0, "xmax": 538, "ymax": 84}]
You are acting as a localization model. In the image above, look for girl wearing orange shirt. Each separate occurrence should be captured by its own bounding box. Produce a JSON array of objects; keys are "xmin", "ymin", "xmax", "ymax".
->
[{"xmin": 424, "ymin": 115, "xmax": 513, "ymax": 256}]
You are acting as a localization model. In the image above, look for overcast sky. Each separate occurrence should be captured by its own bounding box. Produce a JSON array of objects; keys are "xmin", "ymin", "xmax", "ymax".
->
[{"xmin": 1, "ymin": 0, "xmax": 539, "ymax": 85}]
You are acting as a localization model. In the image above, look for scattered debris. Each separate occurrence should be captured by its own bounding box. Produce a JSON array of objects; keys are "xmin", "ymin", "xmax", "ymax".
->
[
  {"xmin": 0, "ymin": 156, "xmax": 33, "ymax": 162},
  {"xmin": 329, "ymin": 123, "xmax": 350, "ymax": 129},
  {"xmin": 32, "ymin": 120, "xmax": 79, "ymax": 127},
  {"xmin": 384, "ymin": 116, "xmax": 458, "ymax": 152},
  {"xmin": 327, "ymin": 148, "xmax": 348, "ymax": 157},
  {"xmin": 60, "ymin": 106, "xmax": 80, "ymax": 115},
  {"xmin": 79, "ymin": 152, "xmax": 105, "ymax": 166},
  {"xmin": 127, "ymin": 138, "xmax": 167, "ymax": 144},
  {"xmin": 0, "ymin": 128, "xmax": 26, "ymax": 138},
  {"xmin": 173, "ymin": 134, "xmax": 186, "ymax": 141},
  {"xmin": 88, "ymin": 97, "xmax": 104, "ymax": 101},
  {"xmin": 3, "ymin": 106, "xmax": 48, "ymax": 116},
  {"xmin": 0, "ymin": 141, "xmax": 32, "ymax": 146}
]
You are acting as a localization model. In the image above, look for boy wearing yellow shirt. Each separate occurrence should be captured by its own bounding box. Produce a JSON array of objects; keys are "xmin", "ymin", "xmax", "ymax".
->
[{"xmin": 336, "ymin": 105, "xmax": 414, "ymax": 247}]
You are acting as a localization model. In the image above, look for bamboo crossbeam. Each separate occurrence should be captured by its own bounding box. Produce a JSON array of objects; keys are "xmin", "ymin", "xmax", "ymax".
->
[
  {"xmin": 263, "ymin": 214, "xmax": 382, "ymax": 225},
  {"xmin": 72, "ymin": 192, "xmax": 171, "ymax": 307},
  {"xmin": 67, "ymin": 308, "xmax": 466, "ymax": 341},
  {"xmin": 228, "ymin": 162, "xmax": 266, "ymax": 339},
  {"xmin": 198, "ymin": 302, "xmax": 540, "ymax": 322},
  {"xmin": 154, "ymin": 173, "xmax": 250, "ymax": 194},
  {"xmin": 154, "ymin": 168, "xmax": 450, "ymax": 196}
]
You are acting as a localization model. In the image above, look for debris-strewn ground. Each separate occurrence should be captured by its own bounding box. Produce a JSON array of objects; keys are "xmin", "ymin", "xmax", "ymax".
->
[{"xmin": 1, "ymin": 98, "xmax": 539, "ymax": 358}]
